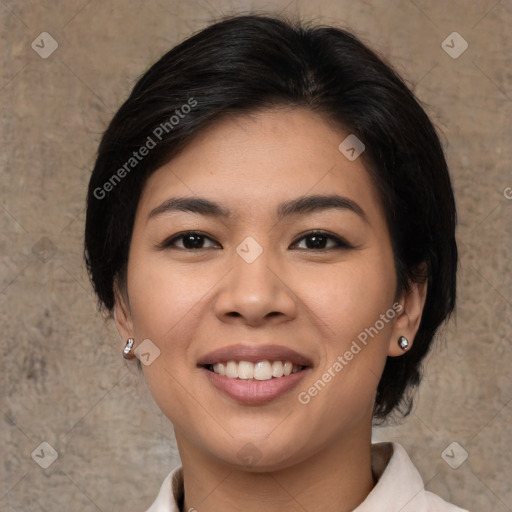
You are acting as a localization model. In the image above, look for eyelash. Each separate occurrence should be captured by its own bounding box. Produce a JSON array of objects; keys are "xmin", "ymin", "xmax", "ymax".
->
[{"xmin": 158, "ymin": 230, "xmax": 354, "ymax": 252}]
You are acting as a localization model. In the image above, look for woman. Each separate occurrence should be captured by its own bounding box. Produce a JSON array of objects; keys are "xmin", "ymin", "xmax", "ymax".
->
[{"xmin": 85, "ymin": 14, "xmax": 468, "ymax": 512}]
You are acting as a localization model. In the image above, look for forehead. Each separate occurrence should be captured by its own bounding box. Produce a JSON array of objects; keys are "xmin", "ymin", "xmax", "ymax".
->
[{"xmin": 137, "ymin": 108, "xmax": 385, "ymax": 224}]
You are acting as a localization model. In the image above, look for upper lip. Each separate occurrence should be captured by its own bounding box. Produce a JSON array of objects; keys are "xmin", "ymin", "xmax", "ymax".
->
[{"xmin": 197, "ymin": 344, "xmax": 313, "ymax": 367}]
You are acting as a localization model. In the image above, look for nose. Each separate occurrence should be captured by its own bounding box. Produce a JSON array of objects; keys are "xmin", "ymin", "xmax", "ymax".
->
[{"xmin": 213, "ymin": 243, "xmax": 298, "ymax": 327}]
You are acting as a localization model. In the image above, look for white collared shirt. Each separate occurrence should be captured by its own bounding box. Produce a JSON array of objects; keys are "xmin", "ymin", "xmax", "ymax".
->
[{"xmin": 146, "ymin": 442, "xmax": 469, "ymax": 512}]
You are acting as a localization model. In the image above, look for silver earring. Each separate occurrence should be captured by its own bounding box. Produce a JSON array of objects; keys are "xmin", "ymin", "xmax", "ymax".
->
[
  {"xmin": 123, "ymin": 338, "xmax": 136, "ymax": 359},
  {"xmin": 398, "ymin": 336, "xmax": 409, "ymax": 351}
]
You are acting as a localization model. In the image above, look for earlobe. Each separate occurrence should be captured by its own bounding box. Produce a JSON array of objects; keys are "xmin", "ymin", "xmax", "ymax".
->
[{"xmin": 388, "ymin": 276, "xmax": 428, "ymax": 357}]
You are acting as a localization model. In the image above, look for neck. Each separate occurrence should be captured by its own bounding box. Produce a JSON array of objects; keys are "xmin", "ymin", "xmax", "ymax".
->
[{"xmin": 176, "ymin": 426, "xmax": 375, "ymax": 512}]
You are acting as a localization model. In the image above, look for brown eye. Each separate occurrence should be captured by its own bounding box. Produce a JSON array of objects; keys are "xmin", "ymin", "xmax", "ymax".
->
[
  {"xmin": 159, "ymin": 231, "xmax": 220, "ymax": 250},
  {"xmin": 291, "ymin": 231, "xmax": 353, "ymax": 251}
]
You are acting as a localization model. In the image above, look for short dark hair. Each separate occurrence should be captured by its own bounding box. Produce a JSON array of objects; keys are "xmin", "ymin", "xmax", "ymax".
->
[{"xmin": 84, "ymin": 14, "xmax": 457, "ymax": 420}]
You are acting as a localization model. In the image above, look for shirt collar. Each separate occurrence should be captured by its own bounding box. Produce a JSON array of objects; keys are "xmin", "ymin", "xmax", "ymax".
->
[{"xmin": 353, "ymin": 442, "xmax": 429, "ymax": 511}]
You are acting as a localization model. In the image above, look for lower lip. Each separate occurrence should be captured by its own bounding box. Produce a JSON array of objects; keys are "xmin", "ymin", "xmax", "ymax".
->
[{"xmin": 201, "ymin": 367, "xmax": 310, "ymax": 405}]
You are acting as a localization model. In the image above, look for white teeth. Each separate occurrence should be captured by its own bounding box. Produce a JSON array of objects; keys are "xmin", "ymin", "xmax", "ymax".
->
[
  {"xmin": 238, "ymin": 361, "xmax": 254, "ymax": 379},
  {"xmin": 213, "ymin": 362, "xmax": 225, "ymax": 376},
  {"xmin": 210, "ymin": 360, "xmax": 303, "ymax": 380},
  {"xmin": 272, "ymin": 361, "xmax": 284, "ymax": 378},
  {"xmin": 254, "ymin": 361, "xmax": 272, "ymax": 380},
  {"xmin": 225, "ymin": 361, "xmax": 239, "ymax": 378}
]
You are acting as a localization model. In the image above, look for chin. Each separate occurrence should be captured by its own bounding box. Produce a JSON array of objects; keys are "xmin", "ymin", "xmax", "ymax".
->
[{"xmin": 211, "ymin": 434, "xmax": 313, "ymax": 473}]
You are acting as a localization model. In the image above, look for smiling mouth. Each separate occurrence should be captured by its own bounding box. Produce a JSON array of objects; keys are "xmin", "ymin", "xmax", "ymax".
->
[{"xmin": 202, "ymin": 360, "xmax": 308, "ymax": 381}]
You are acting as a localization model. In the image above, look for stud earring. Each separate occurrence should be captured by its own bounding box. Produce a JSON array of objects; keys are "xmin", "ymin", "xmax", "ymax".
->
[
  {"xmin": 123, "ymin": 338, "xmax": 136, "ymax": 359},
  {"xmin": 398, "ymin": 336, "xmax": 409, "ymax": 351}
]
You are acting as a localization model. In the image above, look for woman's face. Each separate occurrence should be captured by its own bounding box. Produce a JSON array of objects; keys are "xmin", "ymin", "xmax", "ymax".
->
[{"xmin": 116, "ymin": 108, "xmax": 414, "ymax": 470}]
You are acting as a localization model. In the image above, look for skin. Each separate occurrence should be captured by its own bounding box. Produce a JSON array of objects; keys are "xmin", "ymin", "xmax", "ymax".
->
[{"xmin": 114, "ymin": 107, "xmax": 427, "ymax": 512}]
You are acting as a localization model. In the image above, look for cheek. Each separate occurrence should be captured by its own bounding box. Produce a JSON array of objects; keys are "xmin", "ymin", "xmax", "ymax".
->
[
  {"xmin": 300, "ymin": 252, "xmax": 397, "ymax": 342},
  {"xmin": 125, "ymin": 252, "xmax": 216, "ymax": 428},
  {"xmin": 297, "ymin": 250, "xmax": 396, "ymax": 405},
  {"xmin": 126, "ymin": 252, "xmax": 217, "ymax": 341}
]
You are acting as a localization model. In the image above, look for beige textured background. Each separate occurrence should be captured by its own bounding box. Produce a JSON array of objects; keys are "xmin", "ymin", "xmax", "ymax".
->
[{"xmin": 1, "ymin": 1, "xmax": 511, "ymax": 511}]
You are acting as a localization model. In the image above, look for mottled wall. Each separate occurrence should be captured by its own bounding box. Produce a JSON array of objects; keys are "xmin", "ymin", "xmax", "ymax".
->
[{"xmin": 1, "ymin": 1, "xmax": 511, "ymax": 511}]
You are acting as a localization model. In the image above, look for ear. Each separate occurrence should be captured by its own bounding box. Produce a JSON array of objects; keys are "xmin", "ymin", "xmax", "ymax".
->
[
  {"xmin": 113, "ymin": 278, "xmax": 134, "ymax": 342},
  {"xmin": 388, "ymin": 275, "xmax": 428, "ymax": 357}
]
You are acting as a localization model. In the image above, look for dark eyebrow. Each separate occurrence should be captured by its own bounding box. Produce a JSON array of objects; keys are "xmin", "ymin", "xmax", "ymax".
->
[
  {"xmin": 148, "ymin": 194, "xmax": 368, "ymax": 223},
  {"xmin": 148, "ymin": 197, "xmax": 231, "ymax": 220},
  {"xmin": 276, "ymin": 194, "xmax": 367, "ymax": 223}
]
